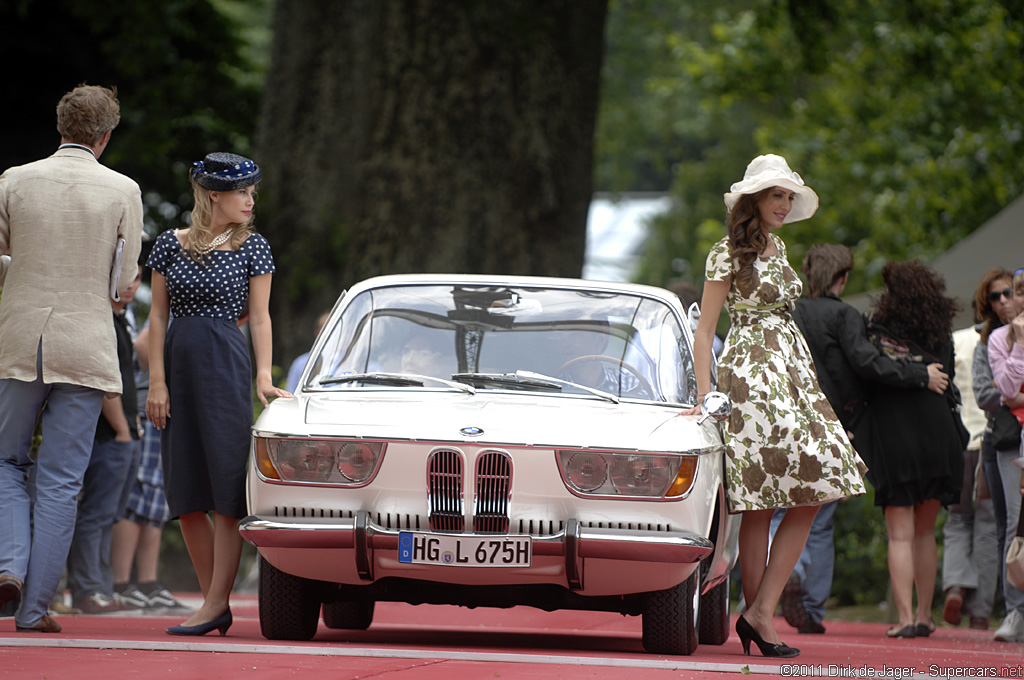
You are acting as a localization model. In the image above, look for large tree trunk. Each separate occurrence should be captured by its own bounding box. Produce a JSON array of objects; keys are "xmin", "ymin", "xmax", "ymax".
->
[{"xmin": 257, "ymin": 0, "xmax": 607, "ymax": 365}]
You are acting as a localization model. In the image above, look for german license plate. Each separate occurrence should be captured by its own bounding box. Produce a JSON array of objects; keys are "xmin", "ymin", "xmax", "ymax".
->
[{"xmin": 398, "ymin": 532, "xmax": 532, "ymax": 567}]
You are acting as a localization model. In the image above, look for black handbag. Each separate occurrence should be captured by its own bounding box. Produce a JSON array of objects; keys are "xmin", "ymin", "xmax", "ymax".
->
[
  {"xmin": 947, "ymin": 383, "xmax": 971, "ymax": 450},
  {"xmin": 991, "ymin": 404, "xmax": 1023, "ymax": 450}
]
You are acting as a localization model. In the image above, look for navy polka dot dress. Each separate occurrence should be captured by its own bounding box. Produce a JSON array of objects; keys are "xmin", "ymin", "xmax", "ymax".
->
[{"xmin": 147, "ymin": 229, "xmax": 275, "ymax": 519}]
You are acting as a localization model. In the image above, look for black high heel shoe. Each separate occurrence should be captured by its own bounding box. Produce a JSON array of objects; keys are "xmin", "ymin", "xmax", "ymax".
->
[
  {"xmin": 166, "ymin": 609, "xmax": 232, "ymax": 637},
  {"xmin": 736, "ymin": 616, "xmax": 800, "ymax": 658}
]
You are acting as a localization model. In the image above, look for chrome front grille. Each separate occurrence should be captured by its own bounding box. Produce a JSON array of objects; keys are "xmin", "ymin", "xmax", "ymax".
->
[
  {"xmin": 427, "ymin": 448, "xmax": 513, "ymax": 533},
  {"xmin": 427, "ymin": 449, "xmax": 465, "ymax": 531},
  {"xmin": 473, "ymin": 451, "xmax": 511, "ymax": 533}
]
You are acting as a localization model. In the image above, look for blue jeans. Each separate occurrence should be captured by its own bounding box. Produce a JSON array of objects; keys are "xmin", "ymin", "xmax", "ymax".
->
[
  {"xmin": 770, "ymin": 500, "xmax": 837, "ymax": 625},
  {"xmin": 996, "ymin": 448, "xmax": 1024, "ymax": 614},
  {"xmin": 0, "ymin": 358, "xmax": 103, "ymax": 627},
  {"xmin": 67, "ymin": 437, "xmax": 140, "ymax": 604},
  {"xmin": 982, "ymin": 433, "xmax": 1007, "ymax": 565}
]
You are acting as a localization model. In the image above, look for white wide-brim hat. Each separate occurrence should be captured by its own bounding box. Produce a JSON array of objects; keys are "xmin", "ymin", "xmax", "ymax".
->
[{"xmin": 723, "ymin": 154, "xmax": 819, "ymax": 223}]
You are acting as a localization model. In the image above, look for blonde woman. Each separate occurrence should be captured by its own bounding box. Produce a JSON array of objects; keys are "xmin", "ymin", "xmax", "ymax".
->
[{"xmin": 146, "ymin": 153, "xmax": 290, "ymax": 636}]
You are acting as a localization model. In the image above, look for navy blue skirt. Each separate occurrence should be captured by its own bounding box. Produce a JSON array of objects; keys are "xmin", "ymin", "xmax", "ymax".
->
[{"xmin": 161, "ymin": 316, "xmax": 252, "ymax": 519}]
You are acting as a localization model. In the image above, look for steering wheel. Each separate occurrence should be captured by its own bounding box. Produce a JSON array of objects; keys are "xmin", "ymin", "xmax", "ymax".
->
[{"xmin": 555, "ymin": 354, "xmax": 654, "ymax": 398}]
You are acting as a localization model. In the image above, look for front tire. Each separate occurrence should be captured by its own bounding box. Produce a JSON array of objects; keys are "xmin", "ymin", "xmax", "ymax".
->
[
  {"xmin": 698, "ymin": 576, "xmax": 730, "ymax": 645},
  {"xmin": 258, "ymin": 555, "xmax": 321, "ymax": 641},
  {"xmin": 641, "ymin": 570, "xmax": 699, "ymax": 655}
]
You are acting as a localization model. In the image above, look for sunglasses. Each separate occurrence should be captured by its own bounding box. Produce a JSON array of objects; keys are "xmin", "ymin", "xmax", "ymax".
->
[{"xmin": 989, "ymin": 288, "xmax": 1013, "ymax": 303}]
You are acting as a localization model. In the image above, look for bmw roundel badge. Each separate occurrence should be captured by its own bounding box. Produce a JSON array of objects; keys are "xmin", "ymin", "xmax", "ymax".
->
[{"xmin": 460, "ymin": 426, "xmax": 484, "ymax": 437}]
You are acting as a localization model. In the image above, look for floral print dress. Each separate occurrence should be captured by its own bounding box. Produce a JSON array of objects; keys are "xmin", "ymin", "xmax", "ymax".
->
[{"xmin": 706, "ymin": 234, "xmax": 866, "ymax": 513}]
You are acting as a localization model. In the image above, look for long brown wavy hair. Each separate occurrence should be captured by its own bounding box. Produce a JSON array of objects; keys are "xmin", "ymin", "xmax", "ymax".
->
[
  {"xmin": 184, "ymin": 181, "xmax": 256, "ymax": 264},
  {"xmin": 974, "ymin": 266, "xmax": 1012, "ymax": 344},
  {"xmin": 871, "ymin": 259, "xmax": 959, "ymax": 352},
  {"xmin": 726, "ymin": 189, "xmax": 773, "ymax": 289}
]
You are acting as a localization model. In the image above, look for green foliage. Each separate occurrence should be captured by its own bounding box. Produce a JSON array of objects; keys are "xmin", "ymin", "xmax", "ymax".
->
[
  {"xmin": 0, "ymin": 0, "xmax": 269, "ymax": 237},
  {"xmin": 597, "ymin": 0, "xmax": 1024, "ymax": 294},
  {"xmin": 831, "ymin": 489, "xmax": 891, "ymax": 606}
]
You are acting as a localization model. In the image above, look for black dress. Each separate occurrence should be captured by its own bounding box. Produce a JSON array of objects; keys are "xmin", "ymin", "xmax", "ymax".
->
[
  {"xmin": 792, "ymin": 294, "xmax": 929, "ymax": 446},
  {"xmin": 860, "ymin": 325, "xmax": 965, "ymax": 508},
  {"xmin": 147, "ymin": 230, "xmax": 275, "ymax": 518}
]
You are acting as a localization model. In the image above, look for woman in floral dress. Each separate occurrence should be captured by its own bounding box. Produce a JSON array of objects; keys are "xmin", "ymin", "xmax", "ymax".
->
[{"xmin": 683, "ymin": 155, "xmax": 865, "ymax": 658}]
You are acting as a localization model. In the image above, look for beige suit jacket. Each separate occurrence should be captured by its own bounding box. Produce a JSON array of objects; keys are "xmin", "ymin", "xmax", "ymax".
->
[{"xmin": 0, "ymin": 146, "xmax": 143, "ymax": 393}]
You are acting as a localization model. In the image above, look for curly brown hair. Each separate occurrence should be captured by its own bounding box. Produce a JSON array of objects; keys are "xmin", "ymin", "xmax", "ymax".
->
[
  {"xmin": 871, "ymin": 260, "xmax": 959, "ymax": 351},
  {"xmin": 727, "ymin": 189, "xmax": 772, "ymax": 289},
  {"xmin": 974, "ymin": 267, "xmax": 1012, "ymax": 344}
]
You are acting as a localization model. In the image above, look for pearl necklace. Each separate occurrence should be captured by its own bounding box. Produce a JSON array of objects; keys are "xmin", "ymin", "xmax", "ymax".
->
[{"xmin": 193, "ymin": 229, "xmax": 233, "ymax": 259}]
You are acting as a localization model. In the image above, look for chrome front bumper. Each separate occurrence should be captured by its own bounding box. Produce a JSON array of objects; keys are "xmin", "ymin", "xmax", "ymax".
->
[{"xmin": 239, "ymin": 511, "xmax": 713, "ymax": 591}]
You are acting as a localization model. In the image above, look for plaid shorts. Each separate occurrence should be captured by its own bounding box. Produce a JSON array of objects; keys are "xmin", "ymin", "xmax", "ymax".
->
[{"xmin": 123, "ymin": 417, "xmax": 170, "ymax": 528}]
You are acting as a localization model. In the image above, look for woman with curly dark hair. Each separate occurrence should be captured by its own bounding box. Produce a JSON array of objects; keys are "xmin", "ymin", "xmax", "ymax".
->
[{"xmin": 864, "ymin": 259, "xmax": 965, "ymax": 639}]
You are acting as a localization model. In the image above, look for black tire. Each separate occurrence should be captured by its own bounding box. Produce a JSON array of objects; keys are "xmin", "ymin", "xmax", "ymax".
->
[
  {"xmin": 322, "ymin": 600, "xmax": 375, "ymax": 630},
  {"xmin": 257, "ymin": 555, "xmax": 321, "ymax": 641},
  {"xmin": 641, "ymin": 570, "xmax": 699, "ymax": 655},
  {"xmin": 698, "ymin": 575, "xmax": 730, "ymax": 645}
]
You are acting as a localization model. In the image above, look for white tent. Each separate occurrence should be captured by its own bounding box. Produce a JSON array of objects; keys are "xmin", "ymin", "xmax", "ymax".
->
[{"xmin": 583, "ymin": 192, "xmax": 674, "ymax": 282}]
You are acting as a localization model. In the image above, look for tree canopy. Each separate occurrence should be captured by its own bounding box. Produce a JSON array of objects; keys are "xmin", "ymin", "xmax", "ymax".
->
[
  {"xmin": 596, "ymin": 0, "xmax": 1024, "ymax": 294},
  {"xmin": 0, "ymin": 0, "xmax": 267, "ymax": 238}
]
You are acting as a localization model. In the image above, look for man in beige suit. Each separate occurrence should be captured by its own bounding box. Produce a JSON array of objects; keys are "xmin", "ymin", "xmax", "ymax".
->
[{"xmin": 0, "ymin": 84, "xmax": 143, "ymax": 633}]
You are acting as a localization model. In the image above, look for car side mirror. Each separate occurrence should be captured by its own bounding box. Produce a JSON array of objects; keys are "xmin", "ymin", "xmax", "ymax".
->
[
  {"xmin": 698, "ymin": 391, "xmax": 731, "ymax": 426},
  {"xmin": 687, "ymin": 302, "xmax": 700, "ymax": 333}
]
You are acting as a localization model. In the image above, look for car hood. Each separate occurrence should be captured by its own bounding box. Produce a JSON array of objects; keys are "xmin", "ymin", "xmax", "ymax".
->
[{"xmin": 255, "ymin": 390, "xmax": 718, "ymax": 453}]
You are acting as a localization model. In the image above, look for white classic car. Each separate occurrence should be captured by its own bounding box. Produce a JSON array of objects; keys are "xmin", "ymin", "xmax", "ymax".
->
[{"xmin": 240, "ymin": 274, "xmax": 738, "ymax": 655}]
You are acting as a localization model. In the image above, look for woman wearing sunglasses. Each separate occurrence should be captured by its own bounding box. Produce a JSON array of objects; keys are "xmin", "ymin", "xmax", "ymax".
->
[
  {"xmin": 940, "ymin": 268, "xmax": 1013, "ymax": 632},
  {"xmin": 985, "ymin": 267, "xmax": 1024, "ymax": 643}
]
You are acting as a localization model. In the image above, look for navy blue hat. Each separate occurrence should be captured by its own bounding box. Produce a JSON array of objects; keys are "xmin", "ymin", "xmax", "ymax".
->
[{"xmin": 191, "ymin": 152, "xmax": 261, "ymax": 191}]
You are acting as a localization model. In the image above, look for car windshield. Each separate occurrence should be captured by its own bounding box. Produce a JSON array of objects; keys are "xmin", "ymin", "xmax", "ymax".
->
[{"xmin": 303, "ymin": 284, "xmax": 697, "ymax": 404}]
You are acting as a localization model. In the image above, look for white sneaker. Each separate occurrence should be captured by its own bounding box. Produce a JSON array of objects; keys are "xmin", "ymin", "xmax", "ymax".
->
[{"xmin": 993, "ymin": 609, "xmax": 1024, "ymax": 642}]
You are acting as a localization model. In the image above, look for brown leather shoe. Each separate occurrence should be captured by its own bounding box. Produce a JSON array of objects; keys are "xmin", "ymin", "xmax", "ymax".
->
[
  {"xmin": 0, "ymin": 574, "xmax": 23, "ymax": 606},
  {"xmin": 943, "ymin": 586, "xmax": 965, "ymax": 626},
  {"xmin": 970, "ymin": 616, "xmax": 989, "ymax": 630},
  {"xmin": 15, "ymin": 615, "xmax": 62, "ymax": 633}
]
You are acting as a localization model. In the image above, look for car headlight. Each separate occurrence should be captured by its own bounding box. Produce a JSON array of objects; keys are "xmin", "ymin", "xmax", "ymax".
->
[
  {"xmin": 563, "ymin": 452, "xmax": 608, "ymax": 493},
  {"xmin": 254, "ymin": 437, "xmax": 385, "ymax": 485},
  {"xmin": 557, "ymin": 450, "xmax": 698, "ymax": 499},
  {"xmin": 337, "ymin": 442, "xmax": 379, "ymax": 482}
]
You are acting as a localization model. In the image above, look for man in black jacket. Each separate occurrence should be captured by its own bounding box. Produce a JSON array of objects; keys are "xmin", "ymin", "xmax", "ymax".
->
[{"xmin": 773, "ymin": 244, "xmax": 948, "ymax": 634}]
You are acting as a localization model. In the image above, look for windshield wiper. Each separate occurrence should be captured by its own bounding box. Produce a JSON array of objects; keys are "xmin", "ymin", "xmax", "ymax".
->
[
  {"xmin": 511, "ymin": 370, "xmax": 620, "ymax": 404},
  {"xmin": 451, "ymin": 372, "xmax": 563, "ymax": 392},
  {"xmin": 319, "ymin": 372, "xmax": 475, "ymax": 394}
]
